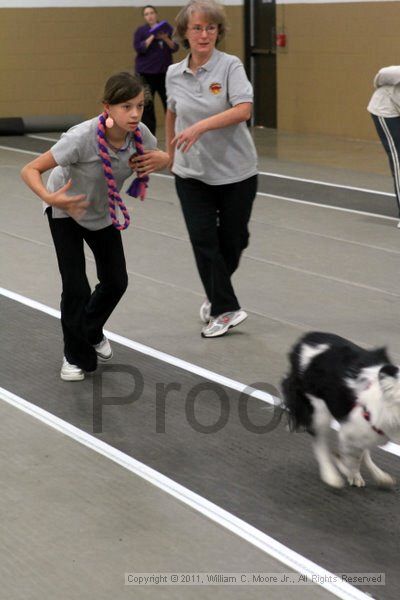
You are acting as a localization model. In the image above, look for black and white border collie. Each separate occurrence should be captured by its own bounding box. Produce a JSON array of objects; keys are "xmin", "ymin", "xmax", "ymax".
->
[{"xmin": 281, "ymin": 332, "xmax": 400, "ymax": 489}]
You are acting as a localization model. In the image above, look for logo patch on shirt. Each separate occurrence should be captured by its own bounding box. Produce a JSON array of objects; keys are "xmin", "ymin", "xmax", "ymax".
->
[{"xmin": 209, "ymin": 82, "xmax": 222, "ymax": 95}]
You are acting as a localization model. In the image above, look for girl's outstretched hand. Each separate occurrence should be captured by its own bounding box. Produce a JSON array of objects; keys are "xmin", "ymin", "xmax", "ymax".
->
[
  {"xmin": 48, "ymin": 179, "xmax": 88, "ymax": 220},
  {"xmin": 130, "ymin": 150, "xmax": 170, "ymax": 176}
]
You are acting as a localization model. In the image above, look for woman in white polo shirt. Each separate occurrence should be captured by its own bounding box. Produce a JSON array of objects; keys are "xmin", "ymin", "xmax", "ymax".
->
[
  {"xmin": 368, "ymin": 65, "xmax": 400, "ymax": 226},
  {"xmin": 166, "ymin": 0, "xmax": 258, "ymax": 338},
  {"xmin": 21, "ymin": 72, "xmax": 169, "ymax": 381}
]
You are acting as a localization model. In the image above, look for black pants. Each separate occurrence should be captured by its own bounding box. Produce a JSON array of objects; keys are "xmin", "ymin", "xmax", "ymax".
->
[
  {"xmin": 139, "ymin": 72, "xmax": 167, "ymax": 135},
  {"xmin": 47, "ymin": 210, "xmax": 128, "ymax": 371},
  {"xmin": 175, "ymin": 175, "xmax": 258, "ymax": 316},
  {"xmin": 371, "ymin": 114, "xmax": 400, "ymax": 216}
]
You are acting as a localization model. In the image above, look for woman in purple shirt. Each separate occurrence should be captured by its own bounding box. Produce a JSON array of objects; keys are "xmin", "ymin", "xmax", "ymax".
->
[{"xmin": 134, "ymin": 5, "xmax": 179, "ymax": 134}]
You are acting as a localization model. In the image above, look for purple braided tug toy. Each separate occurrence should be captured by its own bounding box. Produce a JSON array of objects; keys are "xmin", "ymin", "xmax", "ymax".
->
[{"xmin": 97, "ymin": 112, "xmax": 149, "ymax": 230}]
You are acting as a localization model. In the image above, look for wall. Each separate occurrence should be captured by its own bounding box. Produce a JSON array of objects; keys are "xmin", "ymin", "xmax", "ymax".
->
[
  {"xmin": 0, "ymin": 1, "xmax": 244, "ymax": 126},
  {"xmin": 2, "ymin": 0, "xmax": 397, "ymax": 140},
  {"xmin": 276, "ymin": 0, "xmax": 400, "ymax": 140}
]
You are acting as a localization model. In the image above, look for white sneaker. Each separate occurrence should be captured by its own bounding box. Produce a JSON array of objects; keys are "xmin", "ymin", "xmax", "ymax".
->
[
  {"xmin": 201, "ymin": 310, "xmax": 248, "ymax": 338},
  {"xmin": 397, "ymin": 221, "xmax": 400, "ymax": 228},
  {"xmin": 60, "ymin": 357, "xmax": 85, "ymax": 381},
  {"xmin": 93, "ymin": 336, "xmax": 113, "ymax": 360},
  {"xmin": 199, "ymin": 299, "xmax": 211, "ymax": 323}
]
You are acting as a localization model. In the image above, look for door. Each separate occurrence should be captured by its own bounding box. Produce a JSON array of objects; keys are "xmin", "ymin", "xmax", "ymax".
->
[{"xmin": 245, "ymin": 0, "xmax": 277, "ymax": 128}]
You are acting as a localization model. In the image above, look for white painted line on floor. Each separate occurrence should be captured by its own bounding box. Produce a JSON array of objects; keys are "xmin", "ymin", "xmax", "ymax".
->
[
  {"xmin": 3, "ymin": 142, "xmax": 392, "ymax": 221},
  {"xmin": 0, "ymin": 287, "xmax": 61, "ymax": 319},
  {"xmin": 136, "ymin": 169, "xmax": 394, "ymax": 198},
  {"xmin": 382, "ymin": 441, "xmax": 400, "ymax": 457},
  {"xmin": 1, "ymin": 285, "xmax": 399, "ymax": 461},
  {"xmin": 0, "ymin": 384, "xmax": 372, "ymax": 600},
  {"xmin": 259, "ymin": 170, "xmax": 395, "ymax": 197},
  {"xmin": 259, "ymin": 192, "xmax": 398, "ymax": 222},
  {"xmin": 0, "ymin": 286, "xmax": 275, "ymax": 406},
  {"xmin": 0, "ymin": 144, "xmax": 40, "ymax": 156},
  {"xmin": 26, "ymin": 134, "xmax": 59, "ymax": 142},
  {"xmin": 1, "ymin": 140, "xmax": 393, "ymax": 198},
  {"xmin": 142, "ymin": 166, "xmax": 395, "ymax": 199},
  {"xmin": 245, "ymin": 254, "xmax": 400, "ymax": 298},
  {"xmin": 144, "ymin": 171, "xmax": 395, "ymax": 198}
]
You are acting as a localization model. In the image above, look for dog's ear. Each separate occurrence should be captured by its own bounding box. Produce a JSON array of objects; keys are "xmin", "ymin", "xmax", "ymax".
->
[
  {"xmin": 374, "ymin": 347, "xmax": 391, "ymax": 364},
  {"xmin": 379, "ymin": 364, "xmax": 399, "ymax": 380},
  {"xmin": 379, "ymin": 365, "xmax": 399, "ymax": 396}
]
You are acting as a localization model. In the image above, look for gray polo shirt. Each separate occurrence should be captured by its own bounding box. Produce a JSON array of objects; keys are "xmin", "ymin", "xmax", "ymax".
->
[
  {"xmin": 166, "ymin": 49, "xmax": 258, "ymax": 185},
  {"xmin": 46, "ymin": 117, "xmax": 157, "ymax": 231}
]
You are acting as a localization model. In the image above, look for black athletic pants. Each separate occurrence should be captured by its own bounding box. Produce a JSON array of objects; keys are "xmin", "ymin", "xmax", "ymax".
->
[
  {"xmin": 139, "ymin": 72, "xmax": 167, "ymax": 135},
  {"xmin": 175, "ymin": 175, "xmax": 258, "ymax": 317},
  {"xmin": 47, "ymin": 210, "xmax": 128, "ymax": 371},
  {"xmin": 371, "ymin": 114, "xmax": 400, "ymax": 216}
]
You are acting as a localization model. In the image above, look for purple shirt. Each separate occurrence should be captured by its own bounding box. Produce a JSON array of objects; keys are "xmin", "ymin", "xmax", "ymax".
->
[{"xmin": 134, "ymin": 22, "xmax": 179, "ymax": 75}]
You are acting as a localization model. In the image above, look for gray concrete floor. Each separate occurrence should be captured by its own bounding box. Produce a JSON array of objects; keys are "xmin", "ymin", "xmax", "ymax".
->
[
  {"xmin": 1, "ymin": 400, "xmax": 338, "ymax": 600},
  {"xmin": 1, "ymin": 128, "xmax": 398, "ymax": 600}
]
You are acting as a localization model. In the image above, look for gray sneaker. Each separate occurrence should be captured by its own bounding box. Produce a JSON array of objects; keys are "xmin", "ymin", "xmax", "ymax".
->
[
  {"xmin": 201, "ymin": 310, "xmax": 248, "ymax": 338},
  {"xmin": 94, "ymin": 336, "xmax": 113, "ymax": 360},
  {"xmin": 199, "ymin": 299, "xmax": 211, "ymax": 323}
]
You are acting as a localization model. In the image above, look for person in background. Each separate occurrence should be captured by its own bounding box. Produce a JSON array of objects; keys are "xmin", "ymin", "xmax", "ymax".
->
[
  {"xmin": 134, "ymin": 5, "xmax": 179, "ymax": 134},
  {"xmin": 21, "ymin": 72, "xmax": 169, "ymax": 381},
  {"xmin": 368, "ymin": 65, "xmax": 400, "ymax": 227},
  {"xmin": 166, "ymin": 0, "xmax": 258, "ymax": 338}
]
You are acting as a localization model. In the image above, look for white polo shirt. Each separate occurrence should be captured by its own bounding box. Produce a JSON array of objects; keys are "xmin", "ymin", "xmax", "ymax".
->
[
  {"xmin": 166, "ymin": 49, "xmax": 258, "ymax": 185},
  {"xmin": 367, "ymin": 85, "xmax": 400, "ymax": 118},
  {"xmin": 46, "ymin": 117, "xmax": 156, "ymax": 231}
]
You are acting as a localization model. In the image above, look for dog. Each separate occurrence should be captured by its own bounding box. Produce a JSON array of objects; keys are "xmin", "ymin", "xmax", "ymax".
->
[{"xmin": 281, "ymin": 331, "xmax": 400, "ymax": 489}]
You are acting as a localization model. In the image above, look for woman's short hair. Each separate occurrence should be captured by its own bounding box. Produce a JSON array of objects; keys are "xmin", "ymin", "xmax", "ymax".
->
[{"xmin": 175, "ymin": 0, "xmax": 228, "ymax": 49}]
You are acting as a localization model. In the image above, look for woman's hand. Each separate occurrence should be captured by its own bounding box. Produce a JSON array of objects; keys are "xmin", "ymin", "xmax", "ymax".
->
[
  {"xmin": 144, "ymin": 34, "xmax": 155, "ymax": 48},
  {"xmin": 170, "ymin": 104, "xmax": 252, "ymax": 154},
  {"xmin": 47, "ymin": 179, "xmax": 88, "ymax": 220},
  {"xmin": 156, "ymin": 32, "xmax": 176, "ymax": 49},
  {"xmin": 156, "ymin": 32, "xmax": 169, "ymax": 42},
  {"xmin": 172, "ymin": 122, "xmax": 206, "ymax": 153},
  {"xmin": 130, "ymin": 150, "xmax": 170, "ymax": 176}
]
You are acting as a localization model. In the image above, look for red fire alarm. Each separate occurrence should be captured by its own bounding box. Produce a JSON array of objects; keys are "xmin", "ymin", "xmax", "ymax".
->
[{"xmin": 276, "ymin": 33, "xmax": 287, "ymax": 48}]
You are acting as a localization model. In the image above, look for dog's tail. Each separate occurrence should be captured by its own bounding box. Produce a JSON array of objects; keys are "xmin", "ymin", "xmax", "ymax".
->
[{"xmin": 281, "ymin": 373, "xmax": 314, "ymax": 434}]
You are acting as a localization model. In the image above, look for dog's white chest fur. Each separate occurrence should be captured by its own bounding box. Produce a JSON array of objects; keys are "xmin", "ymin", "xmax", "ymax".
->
[{"xmin": 282, "ymin": 332, "xmax": 400, "ymax": 489}]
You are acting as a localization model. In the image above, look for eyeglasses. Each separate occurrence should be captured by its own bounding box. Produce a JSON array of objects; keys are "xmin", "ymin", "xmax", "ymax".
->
[{"xmin": 188, "ymin": 24, "xmax": 218, "ymax": 35}]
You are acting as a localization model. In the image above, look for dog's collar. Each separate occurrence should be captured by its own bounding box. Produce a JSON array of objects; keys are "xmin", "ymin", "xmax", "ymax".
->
[{"xmin": 355, "ymin": 402, "xmax": 385, "ymax": 436}]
